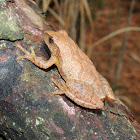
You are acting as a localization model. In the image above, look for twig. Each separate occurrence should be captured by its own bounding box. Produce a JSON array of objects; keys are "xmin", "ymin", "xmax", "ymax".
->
[
  {"xmin": 82, "ymin": 0, "xmax": 94, "ymax": 31},
  {"xmin": 115, "ymin": 0, "xmax": 135, "ymax": 82},
  {"xmin": 53, "ymin": 0, "xmax": 61, "ymax": 11},
  {"xmin": 116, "ymin": 0, "xmax": 121, "ymax": 25},
  {"xmin": 79, "ymin": 0, "xmax": 85, "ymax": 51},
  {"xmin": 48, "ymin": 7, "xmax": 65, "ymax": 26},
  {"xmin": 67, "ymin": 0, "xmax": 80, "ymax": 41},
  {"xmin": 42, "ymin": 0, "xmax": 51, "ymax": 12},
  {"xmin": 129, "ymin": 53, "xmax": 140, "ymax": 63},
  {"xmin": 82, "ymin": 0, "xmax": 94, "ymax": 55},
  {"xmin": 92, "ymin": 27, "xmax": 140, "ymax": 47}
]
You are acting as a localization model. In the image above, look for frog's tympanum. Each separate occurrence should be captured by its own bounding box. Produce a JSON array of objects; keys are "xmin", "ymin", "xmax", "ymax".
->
[{"xmin": 16, "ymin": 30, "xmax": 116, "ymax": 109}]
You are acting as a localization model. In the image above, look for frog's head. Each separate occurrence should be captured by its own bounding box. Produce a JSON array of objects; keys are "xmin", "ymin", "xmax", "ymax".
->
[
  {"xmin": 43, "ymin": 30, "xmax": 60, "ymax": 55},
  {"xmin": 44, "ymin": 30, "xmax": 68, "ymax": 41},
  {"xmin": 44, "ymin": 30, "xmax": 69, "ymax": 48}
]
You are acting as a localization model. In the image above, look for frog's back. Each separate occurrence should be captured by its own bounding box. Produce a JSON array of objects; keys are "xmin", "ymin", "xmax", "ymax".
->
[
  {"xmin": 53, "ymin": 31, "xmax": 101, "ymax": 84},
  {"xmin": 47, "ymin": 30, "xmax": 115, "ymax": 100}
]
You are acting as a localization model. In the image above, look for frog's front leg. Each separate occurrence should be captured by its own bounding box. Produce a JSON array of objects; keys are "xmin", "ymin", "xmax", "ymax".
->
[
  {"xmin": 16, "ymin": 44, "xmax": 58, "ymax": 69},
  {"xmin": 51, "ymin": 78, "xmax": 104, "ymax": 109}
]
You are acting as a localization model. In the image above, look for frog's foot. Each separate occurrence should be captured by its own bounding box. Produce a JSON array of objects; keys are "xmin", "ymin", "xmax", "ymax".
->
[
  {"xmin": 51, "ymin": 77, "xmax": 67, "ymax": 95},
  {"xmin": 106, "ymin": 92, "xmax": 116, "ymax": 102},
  {"xmin": 16, "ymin": 44, "xmax": 37, "ymax": 61}
]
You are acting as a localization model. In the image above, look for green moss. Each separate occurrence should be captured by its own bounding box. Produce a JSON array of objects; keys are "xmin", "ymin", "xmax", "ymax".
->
[
  {"xmin": 21, "ymin": 72, "xmax": 30, "ymax": 82},
  {"xmin": 35, "ymin": 117, "xmax": 45, "ymax": 126},
  {"xmin": 0, "ymin": 0, "xmax": 6, "ymax": 6},
  {"xmin": 0, "ymin": 7, "xmax": 24, "ymax": 41},
  {"xmin": 0, "ymin": 41, "xmax": 6, "ymax": 51}
]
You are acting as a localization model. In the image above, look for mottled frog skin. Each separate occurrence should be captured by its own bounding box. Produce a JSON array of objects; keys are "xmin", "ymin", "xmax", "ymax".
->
[{"xmin": 16, "ymin": 30, "xmax": 116, "ymax": 109}]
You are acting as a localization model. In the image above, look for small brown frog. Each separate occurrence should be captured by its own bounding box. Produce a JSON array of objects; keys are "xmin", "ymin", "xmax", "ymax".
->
[{"xmin": 16, "ymin": 30, "xmax": 116, "ymax": 109}]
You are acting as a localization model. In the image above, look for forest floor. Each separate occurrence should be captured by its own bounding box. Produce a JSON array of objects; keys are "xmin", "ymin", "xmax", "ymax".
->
[{"xmin": 90, "ymin": 0, "xmax": 140, "ymax": 123}]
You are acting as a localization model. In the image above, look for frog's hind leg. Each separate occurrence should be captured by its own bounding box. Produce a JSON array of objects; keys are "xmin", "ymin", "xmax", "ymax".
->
[
  {"xmin": 99, "ymin": 73, "xmax": 116, "ymax": 102},
  {"xmin": 51, "ymin": 78, "xmax": 104, "ymax": 109},
  {"xmin": 65, "ymin": 80, "xmax": 104, "ymax": 109},
  {"xmin": 51, "ymin": 77, "xmax": 68, "ymax": 95}
]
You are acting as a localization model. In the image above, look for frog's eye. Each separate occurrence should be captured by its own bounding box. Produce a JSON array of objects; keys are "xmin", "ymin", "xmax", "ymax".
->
[{"xmin": 49, "ymin": 37, "xmax": 54, "ymax": 44}]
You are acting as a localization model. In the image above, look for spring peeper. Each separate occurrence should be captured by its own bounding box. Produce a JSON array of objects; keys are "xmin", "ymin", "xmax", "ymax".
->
[{"xmin": 16, "ymin": 30, "xmax": 116, "ymax": 109}]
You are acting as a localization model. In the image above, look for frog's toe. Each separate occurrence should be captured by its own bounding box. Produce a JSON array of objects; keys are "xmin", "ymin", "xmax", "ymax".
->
[
  {"xmin": 16, "ymin": 44, "xmax": 30, "ymax": 55},
  {"xmin": 51, "ymin": 78, "xmax": 67, "ymax": 91},
  {"xmin": 50, "ymin": 91, "xmax": 65, "ymax": 96},
  {"xmin": 16, "ymin": 55, "xmax": 28, "ymax": 60},
  {"xmin": 106, "ymin": 92, "xmax": 116, "ymax": 102},
  {"xmin": 30, "ymin": 47, "xmax": 36, "ymax": 57},
  {"xmin": 95, "ymin": 100, "xmax": 104, "ymax": 109}
]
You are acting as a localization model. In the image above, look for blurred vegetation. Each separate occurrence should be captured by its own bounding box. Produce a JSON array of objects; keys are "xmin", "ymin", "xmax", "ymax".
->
[{"xmin": 33, "ymin": 0, "xmax": 140, "ymax": 124}]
